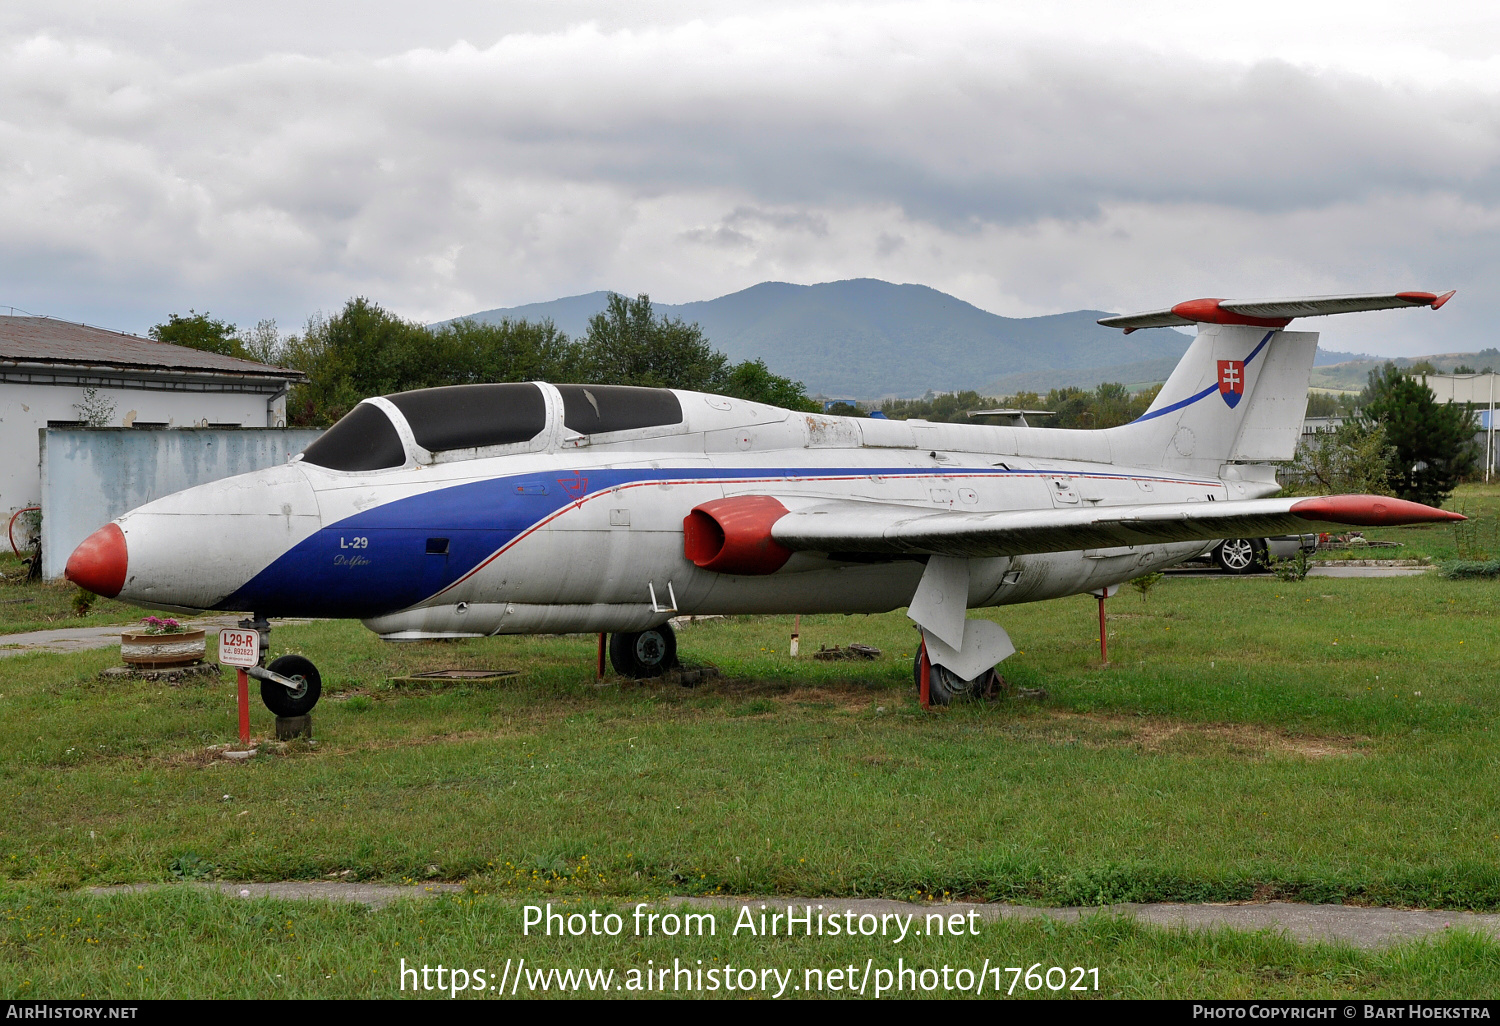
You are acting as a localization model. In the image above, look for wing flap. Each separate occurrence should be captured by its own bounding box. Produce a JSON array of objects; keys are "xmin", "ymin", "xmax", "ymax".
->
[{"xmin": 771, "ymin": 495, "xmax": 1460, "ymax": 559}]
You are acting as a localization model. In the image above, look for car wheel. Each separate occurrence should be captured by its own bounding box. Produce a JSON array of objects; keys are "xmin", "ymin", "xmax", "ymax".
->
[
  {"xmin": 1213, "ymin": 538, "xmax": 1265, "ymax": 575},
  {"xmin": 609, "ymin": 625, "xmax": 678, "ymax": 678}
]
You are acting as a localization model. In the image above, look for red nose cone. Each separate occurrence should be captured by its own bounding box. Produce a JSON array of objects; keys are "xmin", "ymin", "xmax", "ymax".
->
[{"xmin": 65, "ymin": 523, "xmax": 127, "ymax": 598}]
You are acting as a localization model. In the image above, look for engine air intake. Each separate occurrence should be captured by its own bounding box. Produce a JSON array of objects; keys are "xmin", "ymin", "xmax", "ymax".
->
[{"xmin": 683, "ymin": 496, "xmax": 793, "ymax": 575}]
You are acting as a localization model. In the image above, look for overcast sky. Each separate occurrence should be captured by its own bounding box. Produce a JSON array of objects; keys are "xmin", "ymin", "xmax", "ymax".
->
[{"xmin": 2, "ymin": 0, "xmax": 1498, "ymax": 356}]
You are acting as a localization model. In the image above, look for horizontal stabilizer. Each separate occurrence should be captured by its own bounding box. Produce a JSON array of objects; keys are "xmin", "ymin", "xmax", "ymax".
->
[
  {"xmin": 1099, "ymin": 291, "xmax": 1454, "ymax": 333},
  {"xmin": 771, "ymin": 495, "xmax": 1460, "ymax": 560}
]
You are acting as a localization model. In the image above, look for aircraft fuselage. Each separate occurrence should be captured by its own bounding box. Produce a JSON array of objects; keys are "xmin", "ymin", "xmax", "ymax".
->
[{"xmin": 103, "ymin": 384, "xmax": 1238, "ymax": 640}]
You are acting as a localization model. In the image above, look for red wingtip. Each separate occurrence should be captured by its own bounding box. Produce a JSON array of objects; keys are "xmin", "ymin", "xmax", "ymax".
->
[
  {"xmin": 64, "ymin": 523, "xmax": 128, "ymax": 598},
  {"xmin": 1290, "ymin": 495, "xmax": 1464, "ymax": 527},
  {"xmin": 1395, "ymin": 290, "xmax": 1456, "ymax": 310}
]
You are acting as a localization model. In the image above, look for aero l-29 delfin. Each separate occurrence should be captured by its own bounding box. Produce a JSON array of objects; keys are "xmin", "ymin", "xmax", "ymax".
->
[{"xmin": 65, "ymin": 291, "xmax": 1462, "ymax": 713}]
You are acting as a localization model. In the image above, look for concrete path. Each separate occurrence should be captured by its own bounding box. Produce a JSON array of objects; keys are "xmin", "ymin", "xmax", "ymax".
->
[
  {"xmin": 89, "ymin": 881, "xmax": 463, "ymax": 909},
  {"xmin": 0, "ymin": 616, "xmax": 315, "ymax": 657},
  {"xmin": 1167, "ymin": 565, "xmax": 1430, "ymax": 579},
  {"xmin": 81, "ymin": 885, "xmax": 1500, "ymax": 948},
  {"xmin": 1307, "ymin": 565, "xmax": 1431, "ymax": 578},
  {"xmin": 672, "ymin": 897, "xmax": 1499, "ymax": 949}
]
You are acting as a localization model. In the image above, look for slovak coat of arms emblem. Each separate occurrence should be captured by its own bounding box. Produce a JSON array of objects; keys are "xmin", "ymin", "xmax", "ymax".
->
[{"xmin": 1217, "ymin": 360, "xmax": 1246, "ymax": 408}]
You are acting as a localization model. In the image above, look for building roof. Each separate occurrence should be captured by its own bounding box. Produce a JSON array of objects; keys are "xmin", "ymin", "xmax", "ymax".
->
[{"xmin": 0, "ymin": 316, "xmax": 302, "ymax": 380}]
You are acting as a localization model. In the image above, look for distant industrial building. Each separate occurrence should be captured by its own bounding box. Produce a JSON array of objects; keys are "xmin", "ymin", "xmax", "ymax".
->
[
  {"xmin": 0, "ymin": 315, "xmax": 303, "ymax": 530},
  {"xmin": 1301, "ymin": 415, "xmax": 1349, "ymax": 437},
  {"xmin": 1420, "ymin": 372, "xmax": 1499, "ymax": 478}
]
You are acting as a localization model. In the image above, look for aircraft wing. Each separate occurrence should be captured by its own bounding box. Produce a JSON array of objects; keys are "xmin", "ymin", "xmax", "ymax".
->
[{"xmin": 770, "ymin": 495, "xmax": 1460, "ymax": 559}]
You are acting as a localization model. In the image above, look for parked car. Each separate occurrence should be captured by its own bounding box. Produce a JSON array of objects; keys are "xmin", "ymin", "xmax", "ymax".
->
[{"xmin": 1209, "ymin": 534, "xmax": 1317, "ymax": 575}]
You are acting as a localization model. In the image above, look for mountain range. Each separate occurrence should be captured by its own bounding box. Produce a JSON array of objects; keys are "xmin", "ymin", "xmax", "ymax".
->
[
  {"xmin": 1309, "ymin": 350, "xmax": 1500, "ymax": 393},
  {"xmin": 444, "ymin": 279, "xmax": 1371, "ymax": 398}
]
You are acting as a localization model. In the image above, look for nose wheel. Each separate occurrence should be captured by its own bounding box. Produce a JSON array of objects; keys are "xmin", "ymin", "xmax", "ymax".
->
[
  {"xmin": 259, "ymin": 654, "xmax": 322, "ymax": 717},
  {"xmin": 609, "ymin": 624, "xmax": 678, "ymax": 678}
]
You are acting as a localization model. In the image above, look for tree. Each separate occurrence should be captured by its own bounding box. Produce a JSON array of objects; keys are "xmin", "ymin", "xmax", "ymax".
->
[
  {"xmin": 280, "ymin": 298, "xmax": 436, "ymax": 425},
  {"xmin": 878, "ymin": 390, "xmax": 992, "ymax": 422},
  {"xmin": 278, "ymin": 293, "xmax": 820, "ymax": 426},
  {"xmin": 1359, "ymin": 363, "xmax": 1477, "ymax": 506},
  {"xmin": 433, "ymin": 317, "xmax": 581, "ymax": 385},
  {"xmin": 236, "ymin": 319, "xmax": 285, "ymax": 364},
  {"xmin": 1289, "ymin": 419, "xmax": 1395, "ymax": 496},
  {"xmin": 579, "ymin": 293, "xmax": 729, "ymax": 391},
  {"xmin": 875, "ymin": 381, "xmax": 1161, "ymax": 427},
  {"xmin": 150, "ymin": 311, "xmax": 246, "ymax": 358},
  {"xmin": 720, "ymin": 358, "xmax": 820, "ymax": 411}
]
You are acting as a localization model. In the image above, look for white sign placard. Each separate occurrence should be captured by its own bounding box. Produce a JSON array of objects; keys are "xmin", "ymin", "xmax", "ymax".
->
[{"xmin": 218, "ymin": 627, "xmax": 261, "ymax": 667}]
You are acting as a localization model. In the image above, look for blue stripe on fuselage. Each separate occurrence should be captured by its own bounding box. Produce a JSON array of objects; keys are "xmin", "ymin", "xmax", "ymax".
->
[{"xmin": 217, "ymin": 464, "xmax": 1210, "ymax": 617}]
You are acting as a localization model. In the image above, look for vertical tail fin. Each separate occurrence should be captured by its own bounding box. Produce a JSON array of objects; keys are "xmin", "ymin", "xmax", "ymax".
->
[{"xmin": 1105, "ymin": 324, "xmax": 1317, "ymax": 476}]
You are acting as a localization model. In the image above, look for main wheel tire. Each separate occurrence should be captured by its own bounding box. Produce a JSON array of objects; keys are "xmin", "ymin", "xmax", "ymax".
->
[
  {"xmin": 259, "ymin": 654, "xmax": 322, "ymax": 717},
  {"xmin": 1213, "ymin": 538, "xmax": 1265, "ymax": 575},
  {"xmin": 911, "ymin": 648, "xmax": 998, "ymax": 706},
  {"xmin": 609, "ymin": 625, "xmax": 678, "ymax": 678}
]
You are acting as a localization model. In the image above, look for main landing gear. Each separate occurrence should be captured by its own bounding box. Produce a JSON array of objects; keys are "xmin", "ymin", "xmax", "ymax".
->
[
  {"xmin": 239, "ymin": 617, "xmax": 323, "ymax": 716},
  {"xmin": 912, "ymin": 647, "xmax": 1001, "ymax": 706},
  {"xmin": 608, "ymin": 623, "xmax": 679, "ymax": 678}
]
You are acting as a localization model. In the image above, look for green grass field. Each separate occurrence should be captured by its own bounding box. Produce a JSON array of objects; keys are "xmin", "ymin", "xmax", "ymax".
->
[
  {"xmin": 0, "ymin": 554, "xmax": 180, "ymax": 636},
  {"xmin": 5, "ymin": 487, "xmax": 1500, "ymax": 997}
]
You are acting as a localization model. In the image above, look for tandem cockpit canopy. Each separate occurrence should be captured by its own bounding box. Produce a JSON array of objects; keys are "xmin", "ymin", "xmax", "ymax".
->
[{"xmin": 296, "ymin": 382, "xmax": 687, "ymax": 471}]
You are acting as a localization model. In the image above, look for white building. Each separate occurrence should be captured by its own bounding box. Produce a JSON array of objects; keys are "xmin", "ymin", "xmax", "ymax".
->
[
  {"xmin": 0, "ymin": 315, "xmax": 303, "ymax": 531},
  {"xmin": 1421, "ymin": 371, "xmax": 1500, "ymax": 476}
]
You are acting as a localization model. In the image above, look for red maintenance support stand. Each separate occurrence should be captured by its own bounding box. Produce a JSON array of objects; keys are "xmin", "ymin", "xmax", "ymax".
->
[
  {"xmin": 1090, "ymin": 584, "xmax": 1119, "ymax": 665},
  {"xmin": 918, "ymin": 639, "xmax": 932, "ymax": 711}
]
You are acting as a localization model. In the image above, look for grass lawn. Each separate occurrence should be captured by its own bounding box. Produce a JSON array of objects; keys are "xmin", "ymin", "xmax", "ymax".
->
[
  {"xmin": 0, "ymin": 553, "xmax": 180, "ymax": 636},
  {"xmin": 5, "ymin": 486, "xmax": 1500, "ymax": 996},
  {"xmin": 6, "ymin": 887, "xmax": 1498, "ymax": 999},
  {"xmin": 1316, "ymin": 482, "xmax": 1500, "ymax": 562}
]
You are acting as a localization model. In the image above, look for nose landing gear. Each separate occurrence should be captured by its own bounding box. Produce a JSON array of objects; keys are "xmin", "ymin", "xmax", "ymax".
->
[
  {"xmin": 258, "ymin": 654, "xmax": 322, "ymax": 717},
  {"xmin": 238, "ymin": 616, "xmax": 323, "ymax": 716}
]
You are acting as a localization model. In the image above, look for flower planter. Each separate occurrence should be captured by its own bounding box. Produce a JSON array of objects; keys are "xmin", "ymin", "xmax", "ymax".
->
[{"xmin": 120, "ymin": 629, "xmax": 206, "ymax": 668}]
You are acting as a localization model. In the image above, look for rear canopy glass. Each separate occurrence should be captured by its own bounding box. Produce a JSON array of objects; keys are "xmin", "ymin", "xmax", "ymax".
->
[
  {"xmin": 557, "ymin": 385, "xmax": 683, "ymax": 435},
  {"xmin": 385, "ymin": 383, "xmax": 547, "ymax": 452},
  {"xmin": 299, "ymin": 403, "xmax": 407, "ymax": 472}
]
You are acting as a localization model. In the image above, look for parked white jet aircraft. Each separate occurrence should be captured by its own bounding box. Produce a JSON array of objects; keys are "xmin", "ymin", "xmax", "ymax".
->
[{"xmin": 66, "ymin": 291, "xmax": 1461, "ymax": 714}]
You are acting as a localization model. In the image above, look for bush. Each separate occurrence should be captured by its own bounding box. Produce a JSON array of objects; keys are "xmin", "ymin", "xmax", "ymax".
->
[
  {"xmin": 1129, "ymin": 571, "xmax": 1164, "ymax": 603},
  {"xmin": 1438, "ymin": 559, "xmax": 1500, "ymax": 580},
  {"xmin": 1267, "ymin": 550, "xmax": 1311, "ymax": 583}
]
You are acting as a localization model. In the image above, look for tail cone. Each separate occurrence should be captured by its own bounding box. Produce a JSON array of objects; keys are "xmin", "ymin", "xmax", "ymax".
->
[{"xmin": 65, "ymin": 523, "xmax": 127, "ymax": 598}]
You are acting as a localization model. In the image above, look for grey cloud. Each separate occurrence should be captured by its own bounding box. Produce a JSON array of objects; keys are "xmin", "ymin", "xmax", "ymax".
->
[
  {"xmin": 724, "ymin": 207, "xmax": 829, "ymax": 236},
  {"xmin": 680, "ymin": 225, "xmax": 755, "ymax": 248},
  {"xmin": 0, "ymin": 4, "xmax": 1496, "ymax": 357}
]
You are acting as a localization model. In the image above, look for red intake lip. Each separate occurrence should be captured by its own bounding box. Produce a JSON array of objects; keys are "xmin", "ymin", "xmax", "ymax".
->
[
  {"xmin": 683, "ymin": 496, "xmax": 793, "ymax": 575},
  {"xmin": 64, "ymin": 523, "xmax": 128, "ymax": 598}
]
